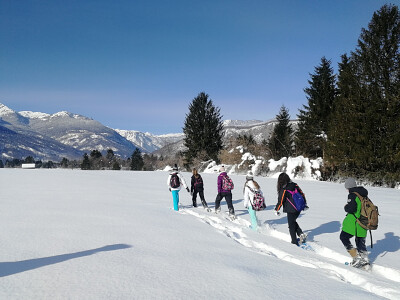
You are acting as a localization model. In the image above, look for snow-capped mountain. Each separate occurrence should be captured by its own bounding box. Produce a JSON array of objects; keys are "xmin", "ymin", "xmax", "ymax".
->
[
  {"xmin": 0, "ymin": 105, "xmax": 83, "ymax": 161},
  {"xmin": 115, "ymin": 129, "xmax": 184, "ymax": 153},
  {"xmin": 0, "ymin": 104, "xmax": 143, "ymax": 161},
  {"xmin": 20, "ymin": 110, "xmax": 139, "ymax": 157}
]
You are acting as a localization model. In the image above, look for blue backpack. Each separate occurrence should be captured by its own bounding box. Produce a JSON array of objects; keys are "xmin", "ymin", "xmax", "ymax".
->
[{"xmin": 286, "ymin": 188, "xmax": 306, "ymax": 211}]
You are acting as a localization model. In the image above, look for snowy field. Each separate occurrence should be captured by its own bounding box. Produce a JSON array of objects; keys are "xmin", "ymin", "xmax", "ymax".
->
[{"xmin": 0, "ymin": 169, "xmax": 399, "ymax": 300}]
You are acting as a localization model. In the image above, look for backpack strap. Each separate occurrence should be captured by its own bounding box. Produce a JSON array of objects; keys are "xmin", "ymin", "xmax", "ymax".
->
[{"xmin": 351, "ymin": 192, "xmax": 374, "ymax": 248}]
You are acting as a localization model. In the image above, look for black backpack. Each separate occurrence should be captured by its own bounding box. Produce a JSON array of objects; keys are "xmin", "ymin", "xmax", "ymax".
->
[{"xmin": 170, "ymin": 173, "xmax": 180, "ymax": 188}]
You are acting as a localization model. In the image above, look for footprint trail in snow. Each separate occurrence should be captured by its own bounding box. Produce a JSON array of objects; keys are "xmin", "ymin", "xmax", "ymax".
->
[{"xmin": 181, "ymin": 207, "xmax": 400, "ymax": 300}]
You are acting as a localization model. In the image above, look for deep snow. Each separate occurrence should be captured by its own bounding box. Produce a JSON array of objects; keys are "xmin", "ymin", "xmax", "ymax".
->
[{"xmin": 0, "ymin": 169, "xmax": 399, "ymax": 299}]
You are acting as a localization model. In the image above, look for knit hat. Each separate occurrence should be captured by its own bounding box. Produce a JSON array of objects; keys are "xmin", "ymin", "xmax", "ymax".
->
[
  {"xmin": 246, "ymin": 172, "xmax": 253, "ymax": 181},
  {"xmin": 172, "ymin": 164, "xmax": 178, "ymax": 171},
  {"xmin": 344, "ymin": 177, "xmax": 357, "ymax": 189},
  {"xmin": 219, "ymin": 165, "xmax": 225, "ymax": 172}
]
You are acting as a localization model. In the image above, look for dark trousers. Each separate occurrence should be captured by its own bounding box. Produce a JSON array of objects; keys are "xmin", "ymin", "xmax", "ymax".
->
[
  {"xmin": 192, "ymin": 190, "xmax": 208, "ymax": 208},
  {"xmin": 215, "ymin": 192, "xmax": 234, "ymax": 214},
  {"xmin": 340, "ymin": 231, "xmax": 367, "ymax": 252},
  {"xmin": 287, "ymin": 212, "xmax": 303, "ymax": 244}
]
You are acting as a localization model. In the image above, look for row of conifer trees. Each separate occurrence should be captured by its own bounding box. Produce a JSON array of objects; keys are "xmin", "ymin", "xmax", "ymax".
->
[{"xmin": 183, "ymin": 4, "xmax": 400, "ymax": 186}]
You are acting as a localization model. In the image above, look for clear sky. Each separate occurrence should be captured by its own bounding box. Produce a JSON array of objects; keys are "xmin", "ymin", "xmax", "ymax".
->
[{"xmin": 1, "ymin": 0, "xmax": 398, "ymax": 134}]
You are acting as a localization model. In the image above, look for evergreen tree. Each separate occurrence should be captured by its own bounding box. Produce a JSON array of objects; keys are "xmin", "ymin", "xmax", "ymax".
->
[
  {"xmin": 268, "ymin": 105, "xmax": 294, "ymax": 159},
  {"xmin": 130, "ymin": 147, "xmax": 144, "ymax": 170},
  {"xmin": 327, "ymin": 4, "xmax": 400, "ymax": 183},
  {"xmin": 112, "ymin": 161, "xmax": 121, "ymax": 170},
  {"xmin": 354, "ymin": 4, "xmax": 400, "ymax": 179},
  {"xmin": 81, "ymin": 153, "xmax": 91, "ymax": 170},
  {"xmin": 296, "ymin": 57, "xmax": 336, "ymax": 158},
  {"xmin": 24, "ymin": 156, "xmax": 35, "ymax": 164},
  {"xmin": 183, "ymin": 92, "xmax": 224, "ymax": 164},
  {"xmin": 106, "ymin": 149, "xmax": 114, "ymax": 161},
  {"xmin": 0, "ymin": 160, "xmax": 4, "ymax": 168},
  {"xmin": 60, "ymin": 157, "xmax": 69, "ymax": 168}
]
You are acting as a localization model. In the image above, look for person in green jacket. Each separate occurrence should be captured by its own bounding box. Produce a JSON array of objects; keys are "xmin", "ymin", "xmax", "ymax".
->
[{"xmin": 339, "ymin": 178, "xmax": 369, "ymax": 268}]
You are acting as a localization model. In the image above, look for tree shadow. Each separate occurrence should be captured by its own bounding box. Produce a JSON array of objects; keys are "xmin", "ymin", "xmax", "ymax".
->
[
  {"xmin": 303, "ymin": 221, "xmax": 342, "ymax": 242},
  {"xmin": 368, "ymin": 232, "xmax": 400, "ymax": 263},
  {"xmin": 0, "ymin": 244, "xmax": 132, "ymax": 277}
]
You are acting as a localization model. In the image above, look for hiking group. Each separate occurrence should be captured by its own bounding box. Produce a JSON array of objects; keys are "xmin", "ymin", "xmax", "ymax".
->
[{"xmin": 167, "ymin": 164, "xmax": 376, "ymax": 269}]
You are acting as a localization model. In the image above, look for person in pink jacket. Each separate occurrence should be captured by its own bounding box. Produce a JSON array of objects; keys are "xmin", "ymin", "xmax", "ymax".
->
[{"xmin": 215, "ymin": 166, "xmax": 235, "ymax": 217}]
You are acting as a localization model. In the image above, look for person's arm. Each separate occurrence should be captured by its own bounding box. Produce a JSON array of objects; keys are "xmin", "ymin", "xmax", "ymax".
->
[
  {"xmin": 275, "ymin": 189, "xmax": 286, "ymax": 211},
  {"xmin": 344, "ymin": 193, "xmax": 357, "ymax": 214},
  {"xmin": 179, "ymin": 173, "xmax": 189, "ymax": 192},
  {"xmin": 243, "ymin": 186, "xmax": 250, "ymax": 208}
]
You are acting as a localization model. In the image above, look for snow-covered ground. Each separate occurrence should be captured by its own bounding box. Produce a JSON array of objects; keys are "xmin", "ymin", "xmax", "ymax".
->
[{"xmin": 1, "ymin": 169, "xmax": 399, "ymax": 299}]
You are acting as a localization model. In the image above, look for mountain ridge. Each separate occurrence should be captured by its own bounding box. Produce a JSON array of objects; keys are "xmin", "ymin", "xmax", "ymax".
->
[{"xmin": 0, "ymin": 102, "xmax": 295, "ymax": 161}]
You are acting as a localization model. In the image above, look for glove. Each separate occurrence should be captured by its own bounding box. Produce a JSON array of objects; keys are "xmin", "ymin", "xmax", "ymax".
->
[
  {"xmin": 304, "ymin": 205, "xmax": 309, "ymax": 211},
  {"xmin": 274, "ymin": 210, "xmax": 281, "ymax": 216},
  {"xmin": 186, "ymin": 187, "xmax": 190, "ymax": 193},
  {"xmin": 169, "ymin": 188, "xmax": 171, "ymax": 192}
]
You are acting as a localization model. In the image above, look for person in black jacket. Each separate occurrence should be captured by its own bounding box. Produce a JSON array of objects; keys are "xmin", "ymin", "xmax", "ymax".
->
[
  {"xmin": 274, "ymin": 173, "xmax": 308, "ymax": 245},
  {"xmin": 191, "ymin": 168, "xmax": 210, "ymax": 211}
]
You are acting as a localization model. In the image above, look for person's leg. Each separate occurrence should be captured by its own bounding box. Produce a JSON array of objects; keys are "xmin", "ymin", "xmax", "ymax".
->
[
  {"xmin": 293, "ymin": 211, "xmax": 302, "ymax": 236},
  {"xmin": 355, "ymin": 236, "xmax": 369, "ymax": 264},
  {"xmin": 192, "ymin": 190, "xmax": 198, "ymax": 207},
  {"xmin": 340, "ymin": 231, "xmax": 358, "ymax": 262},
  {"xmin": 248, "ymin": 206, "xmax": 258, "ymax": 231},
  {"xmin": 199, "ymin": 190, "xmax": 208, "ymax": 208},
  {"xmin": 215, "ymin": 193, "xmax": 222, "ymax": 212},
  {"xmin": 225, "ymin": 192, "xmax": 235, "ymax": 214},
  {"xmin": 172, "ymin": 190, "xmax": 180, "ymax": 211},
  {"xmin": 287, "ymin": 213, "xmax": 299, "ymax": 244}
]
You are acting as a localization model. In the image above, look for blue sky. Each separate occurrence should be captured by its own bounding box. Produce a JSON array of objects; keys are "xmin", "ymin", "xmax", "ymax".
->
[{"xmin": 1, "ymin": 0, "xmax": 397, "ymax": 134}]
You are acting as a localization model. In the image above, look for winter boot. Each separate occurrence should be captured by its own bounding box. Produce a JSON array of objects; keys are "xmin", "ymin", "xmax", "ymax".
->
[
  {"xmin": 228, "ymin": 209, "xmax": 236, "ymax": 220},
  {"xmin": 348, "ymin": 248, "xmax": 365, "ymax": 268},
  {"xmin": 358, "ymin": 251, "xmax": 370, "ymax": 267},
  {"xmin": 299, "ymin": 233, "xmax": 307, "ymax": 244},
  {"xmin": 215, "ymin": 207, "xmax": 221, "ymax": 214}
]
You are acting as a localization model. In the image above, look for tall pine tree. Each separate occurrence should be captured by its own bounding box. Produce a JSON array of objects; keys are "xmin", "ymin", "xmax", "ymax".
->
[
  {"xmin": 295, "ymin": 57, "xmax": 336, "ymax": 158},
  {"xmin": 326, "ymin": 54, "xmax": 365, "ymax": 174},
  {"xmin": 327, "ymin": 4, "xmax": 400, "ymax": 183},
  {"xmin": 183, "ymin": 92, "xmax": 224, "ymax": 165},
  {"xmin": 268, "ymin": 105, "xmax": 293, "ymax": 159}
]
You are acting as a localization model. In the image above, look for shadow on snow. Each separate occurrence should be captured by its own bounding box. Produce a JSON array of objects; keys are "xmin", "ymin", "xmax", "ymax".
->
[
  {"xmin": 368, "ymin": 232, "xmax": 400, "ymax": 262},
  {"xmin": 0, "ymin": 244, "xmax": 132, "ymax": 277}
]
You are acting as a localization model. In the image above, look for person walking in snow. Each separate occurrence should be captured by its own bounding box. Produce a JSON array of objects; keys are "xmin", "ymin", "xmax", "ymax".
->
[
  {"xmin": 243, "ymin": 172, "xmax": 263, "ymax": 231},
  {"xmin": 274, "ymin": 172, "xmax": 308, "ymax": 246},
  {"xmin": 167, "ymin": 164, "xmax": 189, "ymax": 211},
  {"xmin": 190, "ymin": 168, "xmax": 210, "ymax": 211},
  {"xmin": 215, "ymin": 166, "xmax": 235, "ymax": 218},
  {"xmin": 340, "ymin": 178, "xmax": 370, "ymax": 268}
]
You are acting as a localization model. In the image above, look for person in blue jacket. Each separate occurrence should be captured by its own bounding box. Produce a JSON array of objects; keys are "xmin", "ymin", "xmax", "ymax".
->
[{"xmin": 167, "ymin": 164, "xmax": 189, "ymax": 211}]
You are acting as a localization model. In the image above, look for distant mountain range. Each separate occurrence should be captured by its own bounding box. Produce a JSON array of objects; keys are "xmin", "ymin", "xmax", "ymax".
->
[
  {"xmin": 0, "ymin": 103, "xmax": 183, "ymax": 161},
  {"xmin": 0, "ymin": 103, "xmax": 296, "ymax": 162}
]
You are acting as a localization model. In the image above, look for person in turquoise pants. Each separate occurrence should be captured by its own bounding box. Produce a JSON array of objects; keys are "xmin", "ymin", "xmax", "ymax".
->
[
  {"xmin": 167, "ymin": 164, "xmax": 189, "ymax": 211},
  {"xmin": 243, "ymin": 172, "xmax": 263, "ymax": 231}
]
